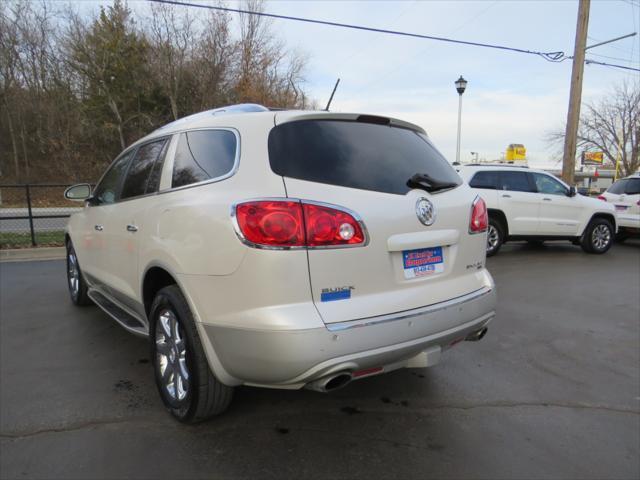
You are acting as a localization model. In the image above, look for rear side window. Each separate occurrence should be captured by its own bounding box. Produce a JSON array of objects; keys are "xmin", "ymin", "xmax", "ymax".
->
[
  {"xmin": 470, "ymin": 171, "xmax": 499, "ymax": 189},
  {"xmin": 121, "ymin": 139, "xmax": 168, "ymax": 200},
  {"xmin": 607, "ymin": 179, "xmax": 627, "ymax": 194},
  {"xmin": 268, "ymin": 120, "xmax": 461, "ymax": 195},
  {"xmin": 500, "ymin": 171, "xmax": 534, "ymax": 192},
  {"xmin": 625, "ymin": 178, "xmax": 640, "ymax": 195},
  {"xmin": 172, "ymin": 130, "xmax": 237, "ymax": 188}
]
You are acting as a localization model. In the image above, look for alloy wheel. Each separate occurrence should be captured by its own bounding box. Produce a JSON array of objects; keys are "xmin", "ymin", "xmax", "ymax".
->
[
  {"xmin": 155, "ymin": 309, "xmax": 190, "ymax": 402},
  {"xmin": 487, "ymin": 224, "xmax": 499, "ymax": 253},
  {"xmin": 591, "ymin": 224, "xmax": 611, "ymax": 251},
  {"xmin": 67, "ymin": 249, "xmax": 80, "ymax": 298}
]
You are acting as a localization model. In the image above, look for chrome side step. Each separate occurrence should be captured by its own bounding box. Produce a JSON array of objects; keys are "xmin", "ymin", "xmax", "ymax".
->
[{"xmin": 88, "ymin": 289, "xmax": 148, "ymax": 337}]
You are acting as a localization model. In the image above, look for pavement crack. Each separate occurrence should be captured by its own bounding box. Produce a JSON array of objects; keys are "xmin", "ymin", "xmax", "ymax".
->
[
  {"xmin": 406, "ymin": 402, "xmax": 639, "ymax": 415},
  {"xmin": 0, "ymin": 417, "xmax": 164, "ymax": 440}
]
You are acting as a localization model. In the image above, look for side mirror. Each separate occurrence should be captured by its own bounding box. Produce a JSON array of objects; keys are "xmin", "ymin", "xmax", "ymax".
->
[
  {"xmin": 568, "ymin": 186, "xmax": 577, "ymax": 197},
  {"xmin": 64, "ymin": 183, "xmax": 92, "ymax": 202}
]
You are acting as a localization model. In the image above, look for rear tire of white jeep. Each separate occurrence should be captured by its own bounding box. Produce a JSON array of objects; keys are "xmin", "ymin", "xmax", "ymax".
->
[
  {"xmin": 486, "ymin": 217, "xmax": 504, "ymax": 257},
  {"xmin": 150, "ymin": 285, "xmax": 233, "ymax": 423},
  {"xmin": 581, "ymin": 218, "xmax": 613, "ymax": 254}
]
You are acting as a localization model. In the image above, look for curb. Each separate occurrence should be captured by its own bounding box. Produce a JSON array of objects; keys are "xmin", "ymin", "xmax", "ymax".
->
[{"xmin": 0, "ymin": 247, "xmax": 66, "ymax": 263}]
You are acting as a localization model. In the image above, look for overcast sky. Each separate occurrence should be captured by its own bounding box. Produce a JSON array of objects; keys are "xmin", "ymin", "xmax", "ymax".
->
[{"xmin": 89, "ymin": 0, "xmax": 640, "ymax": 166}]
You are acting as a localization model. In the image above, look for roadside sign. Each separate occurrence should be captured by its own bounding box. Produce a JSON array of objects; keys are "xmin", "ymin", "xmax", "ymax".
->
[{"xmin": 582, "ymin": 151, "xmax": 604, "ymax": 165}]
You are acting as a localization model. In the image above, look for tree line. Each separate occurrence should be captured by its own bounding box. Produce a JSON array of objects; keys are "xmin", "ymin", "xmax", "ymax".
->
[{"xmin": 0, "ymin": 0, "xmax": 311, "ymax": 184}]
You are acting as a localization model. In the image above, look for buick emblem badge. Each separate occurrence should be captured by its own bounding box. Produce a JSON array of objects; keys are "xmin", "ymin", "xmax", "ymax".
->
[{"xmin": 416, "ymin": 197, "xmax": 436, "ymax": 226}]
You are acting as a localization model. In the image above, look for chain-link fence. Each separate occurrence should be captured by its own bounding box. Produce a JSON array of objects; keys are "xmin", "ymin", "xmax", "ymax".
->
[{"xmin": 0, "ymin": 184, "xmax": 88, "ymax": 248}]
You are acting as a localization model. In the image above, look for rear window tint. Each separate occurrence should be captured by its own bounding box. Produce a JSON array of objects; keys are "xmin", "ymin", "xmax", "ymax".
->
[
  {"xmin": 268, "ymin": 120, "xmax": 461, "ymax": 195},
  {"xmin": 500, "ymin": 171, "xmax": 534, "ymax": 192},
  {"xmin": 470, "ymin": 171, "xmax": 499, "ymax": 189},
  {"xmin": 172, "ymin": 130, "xmax": 237, "ymax": 188},
  {"xmin": 607, "ymin": 179, "xmax": 627, "ymax": 194},
  {"xmin": 625, "ymin": 178, "xmax": 640, "ymax": 195}
]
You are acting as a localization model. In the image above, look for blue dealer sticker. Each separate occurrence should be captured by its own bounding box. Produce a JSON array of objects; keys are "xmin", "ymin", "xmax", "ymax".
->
[{"xmin": 320, "ymin": 287, "xmax": 353, "ymax": 302}]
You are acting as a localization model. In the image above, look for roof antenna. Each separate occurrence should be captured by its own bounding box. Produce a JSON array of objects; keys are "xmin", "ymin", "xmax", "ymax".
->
[{"xmin": 325, "ymin": 78, "xmax": 340, "ymax": 111}]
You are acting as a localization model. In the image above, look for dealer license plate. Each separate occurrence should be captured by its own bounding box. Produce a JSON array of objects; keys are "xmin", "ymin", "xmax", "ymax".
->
[{"xmin": 402, "ymin": 247, "xmax": 444, "ymax": 279}]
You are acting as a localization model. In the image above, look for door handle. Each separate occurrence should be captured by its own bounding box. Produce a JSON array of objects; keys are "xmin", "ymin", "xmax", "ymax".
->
[
  {"xmin": 501, "ymin": 194, "xmax": 512, "ymax": 198},
  {"xmin": 543, "ymin": 197, "xmax": 552, "ymax": 201},
  {"xmin": 126, "ymin": 224, "xmax": 138, "ymax": 232},
  {"xmin": 94, "ymin": 224, "xmax": 103, "ymax": 231}
]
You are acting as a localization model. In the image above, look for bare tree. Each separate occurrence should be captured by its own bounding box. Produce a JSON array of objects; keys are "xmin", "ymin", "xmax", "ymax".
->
[
  {"xmin": 148, "ymin": 2, "xmax": 195, "ymax": 120},
  {"xmin": 549, "ymin": 81, "xmax": 639, "ymax": 176}
]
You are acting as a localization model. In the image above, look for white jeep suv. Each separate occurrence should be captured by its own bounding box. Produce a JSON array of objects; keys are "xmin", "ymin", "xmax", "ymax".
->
[
  {"xmin": 457, "ymin": 165, "xmax": 617, "ymax": 256},
  {"xmin": 64, "ymin": 104, "xmax": 496, "ymax": 422},
  {"xmin": 599, "ymin": 174, "xmax": 640, "ymax": 241}
]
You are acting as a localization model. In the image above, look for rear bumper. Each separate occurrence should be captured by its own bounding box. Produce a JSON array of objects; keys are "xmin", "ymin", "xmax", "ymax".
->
[{"xmin": 201, "ymin": 284, "xmax": 496, "ymax": 388}]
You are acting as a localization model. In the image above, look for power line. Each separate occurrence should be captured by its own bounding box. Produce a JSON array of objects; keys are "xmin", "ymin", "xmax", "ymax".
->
[
  {"xmin": 148, "ymin": 0, "xmax": 565, "ymax": 62},
  {"xmin": 584, "ymin": 57, "xmax": 640, "ymax": 71},
  {"xmin": 148, "ymin": 0, "xmax": 640, "ymax": 73}
]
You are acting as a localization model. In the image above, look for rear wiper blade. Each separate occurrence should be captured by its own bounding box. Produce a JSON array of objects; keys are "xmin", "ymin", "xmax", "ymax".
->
[{"xmin": 407, "ymin": 173, "xmax": 458, "ymax": 193}]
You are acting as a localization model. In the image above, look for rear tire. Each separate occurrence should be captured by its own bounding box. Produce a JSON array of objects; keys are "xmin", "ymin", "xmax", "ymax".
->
[
  {"xmin": 486, "ymin": 217, "xmax": 505, "ymax": 257},
  {"xmin": 150, "ymin": 285, "xmax": 233, "ymax": 423},
  {"xmin": 66, "ymin": 241, "xmax": 92, "ymax": 306},
  {"xmin": 581, "ymin": 218, "xmax": 613, "ymax": 254}
]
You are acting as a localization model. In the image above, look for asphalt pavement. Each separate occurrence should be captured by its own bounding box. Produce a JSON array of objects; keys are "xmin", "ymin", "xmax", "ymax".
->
[{"xmin": 1, "ymin": 241, "xmax": 639, "ymax": 479}]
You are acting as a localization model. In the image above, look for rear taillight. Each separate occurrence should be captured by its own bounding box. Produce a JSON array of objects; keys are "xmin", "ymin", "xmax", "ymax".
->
[
  {"xmin": 469, "ymin": 196, "xmax": 488, "ymax": 234},
  {"xmin": 233, "ymin": 199, "xmax": 367, "ymax": 249},
  {"xmin": 597, "ymin": 195, "xmax": 607, "ymax": 201}
]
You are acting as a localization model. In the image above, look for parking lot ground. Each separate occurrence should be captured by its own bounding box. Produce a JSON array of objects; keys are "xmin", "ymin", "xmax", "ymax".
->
[{"xmin": 1, "ymin": 241, "xmax": 639, "ymax": 480}]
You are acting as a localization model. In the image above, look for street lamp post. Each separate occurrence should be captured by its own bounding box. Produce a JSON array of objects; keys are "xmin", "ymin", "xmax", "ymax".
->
[{"xmin": 455, "ymin": 76, "xmax": 468, "ymax": 164}]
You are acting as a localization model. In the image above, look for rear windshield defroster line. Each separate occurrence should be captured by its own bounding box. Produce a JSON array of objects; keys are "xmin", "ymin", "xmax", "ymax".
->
[{"xmin": 268, "ymin": 119, "xmax": 461, "ymax": 196}]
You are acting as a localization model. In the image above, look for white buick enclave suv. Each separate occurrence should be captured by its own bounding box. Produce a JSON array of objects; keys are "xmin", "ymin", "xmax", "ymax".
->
[{"xmin": 64, "ymin": 104, "xmax": 496, "ymax": 422}]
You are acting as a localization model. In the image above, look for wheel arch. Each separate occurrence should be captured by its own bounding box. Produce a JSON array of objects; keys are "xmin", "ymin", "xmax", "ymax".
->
[
  {"xmin": 488, "ymin": 208, "xmax": 509, "ymax": 236},
  {"xmin": 141, "ymin": 262, "xmax": 241, "ymax": 387},
  {"xmin": 582, "ymin": 212, "xmax": 617, "ymax": 237}
]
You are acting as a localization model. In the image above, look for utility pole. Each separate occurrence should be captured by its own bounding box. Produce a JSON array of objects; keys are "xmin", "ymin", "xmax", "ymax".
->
[{"xmin": 561, "ymin": 0, "xmax": 590, "ymax": 185}]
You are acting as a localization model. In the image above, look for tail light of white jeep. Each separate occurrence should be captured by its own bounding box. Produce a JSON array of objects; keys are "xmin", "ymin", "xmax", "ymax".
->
[
  {"xmin": 597, "ymin": 195, "xmax": 607, "ymax": 201},
  {"xmin": 233, "ymin": 199, "xmax": 367, "ymax": 249},
  {"xmin": 469, "ymin": 196, "xmax": 488, "ymax": 234}
]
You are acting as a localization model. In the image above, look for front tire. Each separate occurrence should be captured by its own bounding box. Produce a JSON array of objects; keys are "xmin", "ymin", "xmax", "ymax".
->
[
  {"xmin": 581, "ymin": 218, "xmax": 613, "ymax": 254},
  {"xmin": 486, "ymin": 217, "xmax": 505, "ymax": 257},
  {"xmin": 150, "ymin": 285, "xmax": 233, "ymax": 423},
  {"xmin": 66, "ymin": 241, "xmax": 91, "ymax": 306}
]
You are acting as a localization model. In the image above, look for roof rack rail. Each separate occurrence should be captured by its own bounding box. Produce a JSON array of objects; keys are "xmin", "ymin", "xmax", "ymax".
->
[
  {"xmin": 464, "ymin": 163, "xmax": 530, "ymax": 168},
  {"xmin": 154, "ymin": 103, "xmax": 270, "ymax": 132}
]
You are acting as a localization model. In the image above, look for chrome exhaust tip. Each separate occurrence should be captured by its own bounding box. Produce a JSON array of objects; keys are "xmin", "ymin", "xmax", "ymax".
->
[
  {"xmin": 305, "ymin": 373, "xmax": 352, "ymax": 393},
  {"xmin": 465, "ymin": 327, "xmax": 488, "ymax": 342}
]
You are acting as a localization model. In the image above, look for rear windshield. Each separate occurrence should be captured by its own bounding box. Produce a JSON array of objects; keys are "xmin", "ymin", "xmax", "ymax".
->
[{"xmin": 268, "ymin": 119, "xmax": 461, "ymax": 195}]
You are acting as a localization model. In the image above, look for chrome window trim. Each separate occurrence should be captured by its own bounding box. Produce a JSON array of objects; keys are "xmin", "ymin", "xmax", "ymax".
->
[
  {"xmin": 325, "ymin": 286, "xmax": 493, "ymax": 332},
  {"xmin": 230, "ymin": 197, "xmax": 370, "ymax": 251},
  {"xmin": 164, "ymin": 127, "xmax": 241, "ymax": 193}
]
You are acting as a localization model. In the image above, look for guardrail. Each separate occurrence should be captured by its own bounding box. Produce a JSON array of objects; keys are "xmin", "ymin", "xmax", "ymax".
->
[{"xmin": 0, "ymin": 184, "xmax": 91, "ymax": 248}]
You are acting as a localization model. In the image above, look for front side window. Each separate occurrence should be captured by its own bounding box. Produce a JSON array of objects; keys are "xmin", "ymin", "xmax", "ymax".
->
[
  {"xmin": 268, "ymin": 120, "xmax": 461, "ymax": 196},
  {"xmin": 607, "ymin": 179, "xmax": 627, "ymax": 194},
  {"xmin": 92, "ymin": 151, "xmax": 135, "ymax": 205},
  {"xmin": 172, "ymin": 130, "xmax": 237, "ymax": 188},
  {"xmin": 469, "ymin": 171, "xmax": 499, "ymax": 189},
  {"xmin": 625, "ymin": 178, "xmax": 640, "ymax": 195},
  {"xmin": 121, "ymin": 139, "xmax": 168, "ymax": 200},
  {"xmin": 532, "ymin": 173, "xmax": 568, "ymax": 196},
  {"xmin": 499, "ymin": 171, "xmax": 534, "ymax": 192}
]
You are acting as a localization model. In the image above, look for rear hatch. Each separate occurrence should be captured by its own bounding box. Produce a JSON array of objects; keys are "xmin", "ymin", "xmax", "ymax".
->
[{"xmin": 269, "ymin": 113, "xmax": 489, "ymax": 324}]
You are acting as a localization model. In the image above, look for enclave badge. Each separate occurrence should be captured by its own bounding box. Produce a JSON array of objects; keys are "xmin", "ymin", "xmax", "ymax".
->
[{"xmin": 416, "ymin": 197, "xmax": 436, "ymax": 226}]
